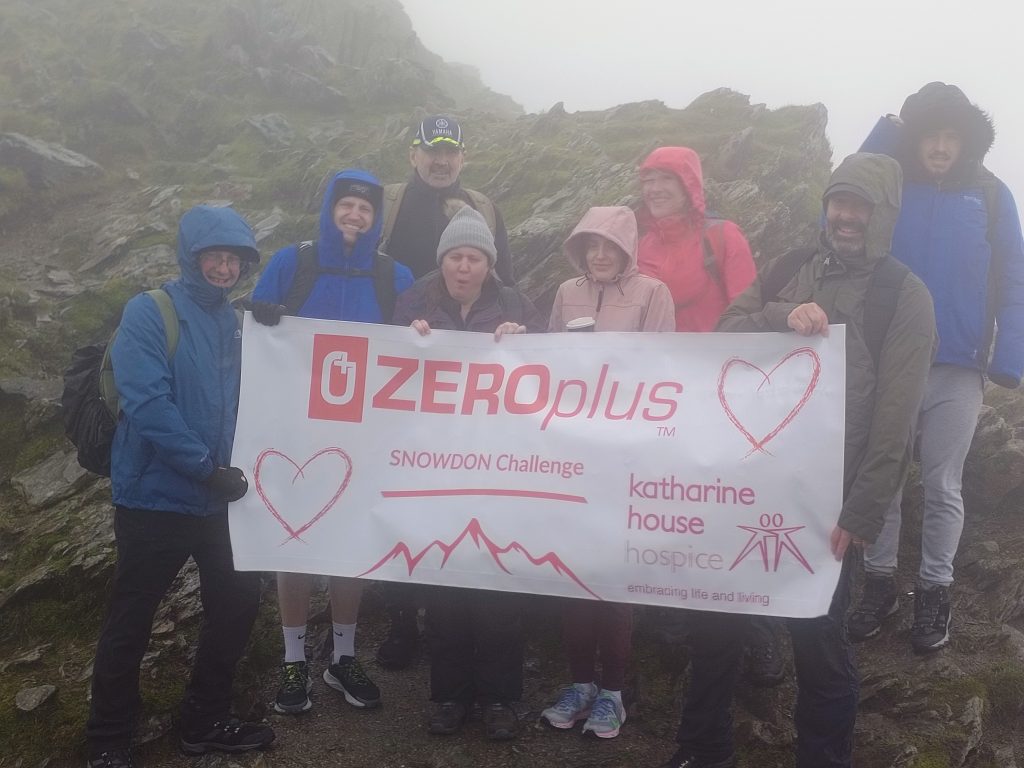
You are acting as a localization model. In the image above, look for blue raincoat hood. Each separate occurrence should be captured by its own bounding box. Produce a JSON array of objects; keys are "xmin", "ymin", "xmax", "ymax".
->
[
  {"xmin": 177, "ymin": 205, "xmax": 259, "ymax": 306},
  {"xmin": 317, "ymin": 169, "xmax": 384, "ymax": 270}
]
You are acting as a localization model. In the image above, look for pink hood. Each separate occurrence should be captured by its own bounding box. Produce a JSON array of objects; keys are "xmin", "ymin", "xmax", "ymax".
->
[{"xmin": 562, "ymin": 206, "xmax": 639, "ymax": 279}]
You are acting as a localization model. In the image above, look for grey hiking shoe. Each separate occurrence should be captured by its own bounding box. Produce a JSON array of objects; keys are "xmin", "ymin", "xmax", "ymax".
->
[{"xmin": 541, "ymin": 682, "xmax": 597, "ymax": 729}]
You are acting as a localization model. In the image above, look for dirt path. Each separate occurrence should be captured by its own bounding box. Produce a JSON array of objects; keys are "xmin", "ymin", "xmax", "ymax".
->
[{"xmin": 135, "ymin": 601, "xmax": 695, "ymax": 768}]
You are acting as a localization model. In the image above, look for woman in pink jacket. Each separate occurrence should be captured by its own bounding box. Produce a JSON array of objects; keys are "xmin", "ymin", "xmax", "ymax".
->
[
  {"xmin": 548, "ymin": 206, "xmax": 675, "ymax": 334},
  {"xmin": 542, "ymin": 206, "xmax": 673, "ymax": 739},
  {"xmin": 637, "ymin": 146, "xmax": 756, "ymax": 332}
]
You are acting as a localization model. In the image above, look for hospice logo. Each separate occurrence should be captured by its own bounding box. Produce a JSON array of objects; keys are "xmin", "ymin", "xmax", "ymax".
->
[
  {"xmin": 307, "ymin": 333, "xmax": 683, "ymax": 429},
  {"xmin": 308, "ymin": 335, "xmax": 369, "ymax": 422}
]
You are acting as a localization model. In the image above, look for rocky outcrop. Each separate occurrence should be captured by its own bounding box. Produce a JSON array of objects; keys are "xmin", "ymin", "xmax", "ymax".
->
[{"xmin": 0, "ymin": 133, "xmax": 103, "ymax": 187}]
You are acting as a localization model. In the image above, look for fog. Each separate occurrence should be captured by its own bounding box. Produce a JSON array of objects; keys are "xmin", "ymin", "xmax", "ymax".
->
[{"xmin": 402, "ymin": 0, "xmax": 1022, "ymax": 218}]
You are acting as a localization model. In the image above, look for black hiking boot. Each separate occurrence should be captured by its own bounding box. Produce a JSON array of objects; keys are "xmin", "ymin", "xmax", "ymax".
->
[
  {"xmin": 911, "ymin": 585, "xmax": 951, "ymax": 654},
  {"xmin": 428, "ymin": 700, "xmax": 467, "ymax": 735},
  {"xmin": 179, "ymin": 717, "xmax": 275, "ymax": 755},
  {"xmin": 848, "ymin": 573, "xmax": 899, "ymax": 640},
  {"xmin": 86, "ymin": 749, "xmax": 135, "ymax": 768},
  {"xmin": 323, "ymin": 655, "xmax": 382, "ymax": 708},
  {"xmin": 273, "ymin": 660, "xmax": 312, "ymax": 714},
  {"xmin": 483, "ymin": 702, "xmax": 519, "ymax": 741},
  {"xmin": 657, "ymin": 748, "xmax": 737, "ymax": 768}
]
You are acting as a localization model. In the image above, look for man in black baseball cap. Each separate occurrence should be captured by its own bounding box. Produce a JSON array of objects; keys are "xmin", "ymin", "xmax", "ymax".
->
[
  {"xmin": 373, "ymin": 114, "xmax": 516, "ymax": 670},
  {"xmin": 378, "ymin": 114, "xmax": 514, "ymax": 286}
]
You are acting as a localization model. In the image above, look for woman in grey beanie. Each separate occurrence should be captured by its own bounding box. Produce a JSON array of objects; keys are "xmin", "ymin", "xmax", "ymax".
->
[
  {"xmin": 389, "ymin": 206, "xmax": 545, "ymax": 740},
  {"xmin": 394, "ymin": 206, "xmax": 543, "ymax": 338}
]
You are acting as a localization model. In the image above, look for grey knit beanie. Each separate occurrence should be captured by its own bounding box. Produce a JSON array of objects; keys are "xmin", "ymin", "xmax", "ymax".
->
[{"xmin": 436, "ymin": 206, "xmax": 497, "ymax": 267}]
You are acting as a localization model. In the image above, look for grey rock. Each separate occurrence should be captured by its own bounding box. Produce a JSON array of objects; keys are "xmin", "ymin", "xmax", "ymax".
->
[
  {"xmin": 255, "ymin": 67, "xmax": 347, "ymax": 110},
  {"xmin": 956, "ymin": 696, "xmax": 985, "ymax": 765},
  {"xmin": 108, "ymin": 244, "xmax": 176, "ymax": 284},
  {"xmin": 253, "ymin": 209, "xmax": 284, "ymax": 244},
  {"xmin": 0, "ymin": 133, "xmax": 103, "ymax": 187},
  {"xmin": 15, "ymin": 684, "xmax": 56, "ymax": 712},
  {"xmin": 245, "ymin": 114, "xmax": 294, "ymax": 147},
  {"xmin": 0, "ymin": 644, "xmax": 51, "ymax": 673},
  {"xmin": 149, "ymin": 185, "xmax": 183, "ymax": 210},
  {"xmin": 12, "ymin": 449, "xmax": 93, "ymax": 510},
  {"xmin": 0, "ymin": 377, "xmax": 62, "ymax": 403}
]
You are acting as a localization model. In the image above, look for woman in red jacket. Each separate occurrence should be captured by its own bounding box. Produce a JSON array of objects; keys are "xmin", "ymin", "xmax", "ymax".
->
[
  {"xmin": 636, "ymin": 146, "xmax": 755, "ymax": 332},
  {"xmin": 637, "ymin": 148, "xmax": 787, "ymax": 690}
]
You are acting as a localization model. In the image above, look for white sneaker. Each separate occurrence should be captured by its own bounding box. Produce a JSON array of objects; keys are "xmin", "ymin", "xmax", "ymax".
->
[
  {"xmin": 541, "ymin": 682, "xmax": 598, "ymax": 729},
  {"xmin": 582, "ymin": 689, "xmax": 626, "ymax": 738}
]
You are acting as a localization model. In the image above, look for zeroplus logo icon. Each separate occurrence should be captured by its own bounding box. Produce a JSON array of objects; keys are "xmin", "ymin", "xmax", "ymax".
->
[{"xmin": 308, "ymin": 334, "xmax": 368, "ymax": 422}]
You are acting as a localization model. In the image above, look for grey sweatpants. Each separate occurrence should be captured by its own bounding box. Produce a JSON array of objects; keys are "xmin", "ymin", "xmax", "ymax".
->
[{"xmin": 864, "ymin": 364, "xmax": 984, "ymax": 588}]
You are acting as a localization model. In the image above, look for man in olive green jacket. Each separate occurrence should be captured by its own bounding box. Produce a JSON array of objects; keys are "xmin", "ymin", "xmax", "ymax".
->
[{"xmin": 657, "ymin": 153, "xmax": 935, "ymax": 768}]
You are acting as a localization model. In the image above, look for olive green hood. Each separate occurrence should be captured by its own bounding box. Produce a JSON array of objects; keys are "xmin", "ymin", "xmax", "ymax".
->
[{"xmin": 822, "ymin": 152, "xmax": 902, "ymax": 266}]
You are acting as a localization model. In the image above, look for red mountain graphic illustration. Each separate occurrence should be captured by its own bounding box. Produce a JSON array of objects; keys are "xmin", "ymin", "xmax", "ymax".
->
[{"xmin": 357, "ymin": 517, "xmax": 601, "ymax": 600}]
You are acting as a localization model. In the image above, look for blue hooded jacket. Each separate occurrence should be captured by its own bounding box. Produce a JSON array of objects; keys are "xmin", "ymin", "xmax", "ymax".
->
[
  {"xmin": 860, "ymin": 83, "xmax": 1024, "ymax": 387},
  {"xmin": 252, "ymin": 169, "xmax": 413, "ymax": 321},
  {"xmin": 110, "ymin": 205, "xmax": 259, "ymax": 516}
]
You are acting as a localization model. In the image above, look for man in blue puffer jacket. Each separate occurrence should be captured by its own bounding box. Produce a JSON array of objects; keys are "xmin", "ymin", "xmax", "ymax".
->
[
  {"xmin": 86, "ymin": 206, "xmax": 275, "ymax": 768},
  {"xmin": 852, "ymin": 82, "xmax": 1024, "ymax": 654},
  {"xmin": 250, "ymin": 169, "xmax": 413, "ymax": 716}
]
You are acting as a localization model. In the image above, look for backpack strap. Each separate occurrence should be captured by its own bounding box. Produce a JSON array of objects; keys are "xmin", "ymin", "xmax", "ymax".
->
[
  {"xmin": 380, "ymin": 183, "xmax": 407, "ymax": 254},
  {"xmin": 760, "ymin": 246, "xmax": 818, "ymax": 303},
  {"xmin": 145, "ymin": 288, "xmax": 179, "ymax": 358},
  {"xmin": 282, "ymin": 241, "xmax": 320, "ymax": 315},
  {"xmin": 373, "ymin": 251, "xmax": 397, "ymax": 322},
  {"xmin": 861, "ymin": 255, "xmax": 911, "ymax": 371},
  {"xmin": 101, "ymin": 289, "xmax": 179, "ymax": 417},
  {"xmin": 464, "ymin": 188, "xmax": 498, "ymax": 236},
  {"xmin": 281, "ymin": 239, "xmax": 397, "ymax": 322},
  {"xmin": 702, "ymin": 217, "xmax": 726, "ymax": 294}
]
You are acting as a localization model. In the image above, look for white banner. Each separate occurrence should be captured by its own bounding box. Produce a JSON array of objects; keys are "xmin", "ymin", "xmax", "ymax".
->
[{"xmin": 230, "ymin": 316, "xmax": 847, "ymax": 618}]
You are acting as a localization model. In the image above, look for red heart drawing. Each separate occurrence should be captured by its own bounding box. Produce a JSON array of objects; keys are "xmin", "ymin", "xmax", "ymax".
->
[
  {"xmin": 253, "ymin": 447, "xmax": 353, "ymax": 542},
  {"xmin": 717, "ymin": 347, "xmax": 821, "ymax": 455}
]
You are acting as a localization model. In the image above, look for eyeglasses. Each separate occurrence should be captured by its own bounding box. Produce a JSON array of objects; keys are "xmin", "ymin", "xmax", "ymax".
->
[{"xmin": 199, "ymin": 250, "xmax": 242, "ymax": 268}]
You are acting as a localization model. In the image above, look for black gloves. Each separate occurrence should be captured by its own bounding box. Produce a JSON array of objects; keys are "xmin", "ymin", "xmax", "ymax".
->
[
  {"xmin": 251, "ymin": 301, "xmax": 287, "ymax": 326},
  {"xmin": 205, "ymin": 466, "xmax": 249, "ymax": 502}
]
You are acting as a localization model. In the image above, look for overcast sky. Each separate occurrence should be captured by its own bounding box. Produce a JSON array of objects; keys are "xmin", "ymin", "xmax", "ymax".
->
[{"xmin": 402, "ymin": 0, "xmax": 1022, "ymax": 219}]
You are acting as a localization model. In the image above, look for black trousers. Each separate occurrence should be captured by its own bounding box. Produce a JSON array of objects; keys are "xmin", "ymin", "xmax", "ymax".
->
[
  {"xmin": 425, "ymin": 586, "xmax": 524, "ymax": 704},
  {"xmin": 675, "ymin": 550, "xmax": 858, "ymax": 767},
  {"xmin": 85, "ymin": 507, "xmax": 260, "ymax": 754}
]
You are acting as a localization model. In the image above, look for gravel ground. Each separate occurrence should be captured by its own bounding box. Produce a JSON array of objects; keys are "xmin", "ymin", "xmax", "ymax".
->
[{"xmin": 136, "ymin": 597, "xmax": 695, "ymax": 768}]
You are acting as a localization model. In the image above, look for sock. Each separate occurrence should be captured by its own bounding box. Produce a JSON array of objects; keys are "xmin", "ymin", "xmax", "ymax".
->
[
  {"xmin": 282, "ymin": 625, "xmax": 307, "ymax": 664},
  {"xmin": 332, "ymin": 622, "xmax": 357, "ymax": 663},
  {"xmin": 573, "ymin": 681, "xmax": 598, "ymax": 697}
]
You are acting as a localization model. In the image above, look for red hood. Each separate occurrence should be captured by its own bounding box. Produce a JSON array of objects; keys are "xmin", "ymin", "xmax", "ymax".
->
[{"xmin": 638, "ymin": 146, "xmax": 706, "ymax": 231}]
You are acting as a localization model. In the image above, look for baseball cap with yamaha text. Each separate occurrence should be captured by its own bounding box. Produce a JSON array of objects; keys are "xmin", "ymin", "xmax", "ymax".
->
[{"xmin": 412, "ymin": 115, "xmax": 465, "ymax": 149}]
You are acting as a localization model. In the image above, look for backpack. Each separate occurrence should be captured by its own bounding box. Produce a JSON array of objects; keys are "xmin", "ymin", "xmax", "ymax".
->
[
  {"xmin": 380, "ymin": 182, "xmax": 497, "ymax": 253},
  {"xmin": 62, "ymin": 289, "xmax": 179, "ymax": 476},
  {"xmin": 282, "ymin": 241, "xmax": 397, "ymax": 322},
  {"xmin": 759, "ymin": 248, "xmax": 910, "ymax": 370}
]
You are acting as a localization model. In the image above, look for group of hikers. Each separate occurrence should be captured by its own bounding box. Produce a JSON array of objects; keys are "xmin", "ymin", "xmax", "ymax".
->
[{"xmin": 83, "ymin": 81, "xmax": 1024, "ymax": 768}]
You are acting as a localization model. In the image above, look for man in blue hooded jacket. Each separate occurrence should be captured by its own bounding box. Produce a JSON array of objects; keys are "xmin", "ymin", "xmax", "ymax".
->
[
  {"xmin": 853, "ymin": 82, "xmax": 1024, "ymax": 653},
  {"xmin": 250, "ymin": 169, "xmax": 413, "ymax": 715},
  {"xmin": 86, "ymin": 206, "xmax": 275, "ymax": 767}
]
